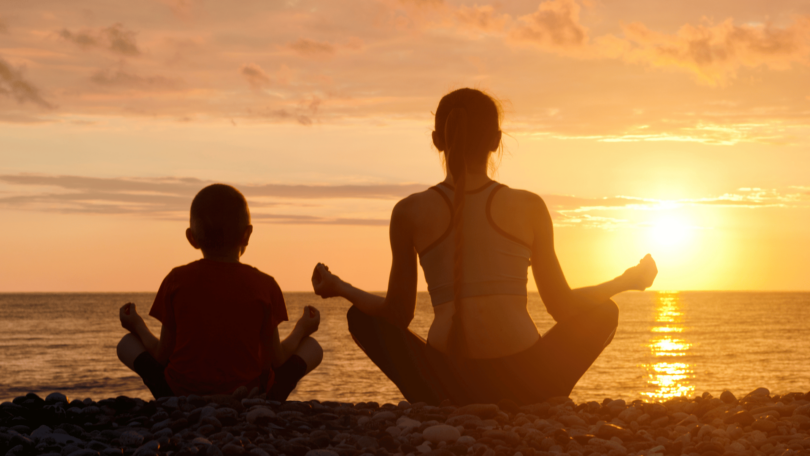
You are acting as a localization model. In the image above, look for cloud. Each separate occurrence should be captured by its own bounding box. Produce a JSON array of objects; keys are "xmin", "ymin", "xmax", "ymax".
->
[
  {"xmin": 455, "ymin": 5, "xmax": 509, "ymax": 33},
  {"xmin": 246, "ymin": 96, "xmax": 322, "ymax": 126},
  {"xmin": 0, "ymin": 16, "xmax": 7, "ymax": 33},
  {"xmin": 240, "ymin": 63, "xmax": 271, "ymax": 89},
  {"xmin": 0, "ymin": 174, "xmax": 426, "ymax": 225},
  {"xmin": 598, "ymin": 17, "xmax": 810, "ymax": 85},
  {"xmin": 288, "ymin": 39, "xmax": 335, "ymax": 57},
  {"xmin": 58, "ymin": 23, "xmax": 141, "ymax": 57},
  {"xmin": 511, "ymin": 0, "xmax": 588, "ymax": 49},
  {"xmin": 0, "ymin": 57, "xmax": 55, "ymax": 109},
  {"xmin": 4, "ymin": 174, "xmax": 803, "ymax": 229},
  {"xmin": 90, "ymin": 67, "xmax": 182, "ymax": 91}
]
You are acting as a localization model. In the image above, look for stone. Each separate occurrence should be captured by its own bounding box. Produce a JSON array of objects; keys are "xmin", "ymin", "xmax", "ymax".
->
[
  {"xmin": 651, "ymin": 416, "xmax": 669, "ymax": 427},
  {"xmin": 752, "ymin": 419, "xmax": 777, "ymax": 432},
  {"xmin": 250, "ymin": 449, "xmax": 271, "ymax": 456},
  {"xmin": 558, "ymin": 414, "xmax": 586, "ymax": 427},
  {"xmin": 747, "ymin": 388, "xmax": 770, "ymax": 398},
  {"xmin": 720, "ymin": 391, "xmax": 737, "ymax": 404},
  {"xmin": 222, "ymin": 443, "xmax": 247, "ymax": 455},
  {"xmin": 724, "ymin": 411, "xmax": 755, "ymax": 427},
  {"xmin": 617, "ymin": 407, "xmax": 643, "ymax": 423},
  {"xmin": 373, "ymin": 411, "xmax": 397, "ymax": 422},
  {"xmin": 216, "ymin": 408, "xmax": 239, "ymax": 426},
  {"xmin": 456, "ymin": 436, "xmax": 475, "ymax": 447},
  {"xmin": 397, "ymin": 416, "xmax": 422, "ymax": 429},
  {"xmin": 246, "ymin": 407, "xmax": 275, "ymax": 425},
  {"xmin": 449, "ymin": 404, "xmax": 498, "ymax": 419},
  {"xmin": 596, "ymin": 423, "xmax": 632, "ymax": 441},
  {"xmin": 46, "ymin": 393, "xmax": 69, "ymax": 404},
  {"xmin": 67, "ymin": 450, "xmax": 101, "ymax": 456},
  {"xmin": 357, "ymin": 435, "xmax": 379, "ymax": 449},
  {"xmin": 422, "ymin": 425, "xmax": 460, "ymax": 444},
  {"xmin": 482, "ymin": 430, "xmax": 520, "ymax": 446}
]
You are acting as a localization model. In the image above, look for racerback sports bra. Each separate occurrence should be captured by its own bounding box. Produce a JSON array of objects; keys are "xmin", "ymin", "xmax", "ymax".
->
[{"xmin": 418, "ymin": 181, "xmax": 532, "ymax": 306}]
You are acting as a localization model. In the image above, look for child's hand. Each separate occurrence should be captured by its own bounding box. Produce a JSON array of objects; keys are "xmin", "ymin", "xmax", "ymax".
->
[
  {"xmin": 311, "ymin": 263, "xmax": 343, "ymax": 299},
  {"xmin": 119, "ymin": 302, "xmax": 145, "ymax": 333},
  {"xmin": 619, "ymin": 254, "xmax": 658, "ymax": 291},
  {"xmin": 296, "ymin": 305, "xmax": 320, "ymax": 337}
]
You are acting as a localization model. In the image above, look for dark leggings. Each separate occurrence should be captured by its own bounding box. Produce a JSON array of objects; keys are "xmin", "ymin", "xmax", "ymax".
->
[
  {"xmin": 133, "ymin": 352, "xmax": 308, "ymax": 401},
  {"xmin": 347, "ymin": 300, "xmax": 619, "ymax": 406}
]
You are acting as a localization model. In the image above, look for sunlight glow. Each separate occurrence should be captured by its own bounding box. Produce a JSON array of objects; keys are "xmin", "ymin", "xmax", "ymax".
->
[
  {"xmin": 649, "ymin": 215, "xmax": 693, "ymax": 249},
  {"xmin": 641, "ymin": 292, "xmax": 696, "ymax": 400}
]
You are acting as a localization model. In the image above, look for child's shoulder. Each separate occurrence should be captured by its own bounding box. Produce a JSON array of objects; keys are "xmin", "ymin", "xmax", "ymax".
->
[{"xmin": 237, "ymin": 263, "xmax": 281, "ymax": 288}]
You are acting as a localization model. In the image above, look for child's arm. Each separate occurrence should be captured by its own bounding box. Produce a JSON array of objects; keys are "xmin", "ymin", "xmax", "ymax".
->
[
  {"xmin": 120, "ymin": 303, "xmax": 176, "ymax": 365},
  {"xmin": 267, "ymin": 306, "xmax": 319, "ymax": 368}
]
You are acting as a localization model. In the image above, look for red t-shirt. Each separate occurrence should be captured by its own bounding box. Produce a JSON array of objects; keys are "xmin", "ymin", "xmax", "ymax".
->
[{"xmin": 149, "ymin": 259, "xmax": 288, "ymax": 396}]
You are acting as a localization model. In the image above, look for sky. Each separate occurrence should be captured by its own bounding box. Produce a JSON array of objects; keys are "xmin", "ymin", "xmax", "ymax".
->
[{"xmin": 1, "ymin": 0, "xmax": 809, "ymax": 292}]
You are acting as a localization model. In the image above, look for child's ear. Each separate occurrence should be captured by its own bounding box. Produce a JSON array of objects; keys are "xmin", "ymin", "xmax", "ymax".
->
[
  {"xmin": 242, "ymin": 225, "xmax": 254, "ymax": 247},
  {"xmin": 186, "ymin": 228, "xmax": 201, "ymax": 250}
]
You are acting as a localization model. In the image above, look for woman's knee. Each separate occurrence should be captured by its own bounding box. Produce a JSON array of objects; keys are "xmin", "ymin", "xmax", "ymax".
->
[
  {"xmin": 347, "ymin": 305, "xmax": 372, "ymax": 335},
  {"xmin": 599, "ymin": 299, "xmax": 619, "ymax": 328}
]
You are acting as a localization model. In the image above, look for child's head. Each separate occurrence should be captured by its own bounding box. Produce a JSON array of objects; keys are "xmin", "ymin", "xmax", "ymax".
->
[{"xmin": 187, "ymin": 184, "xmax": 252, "ymax": 259}]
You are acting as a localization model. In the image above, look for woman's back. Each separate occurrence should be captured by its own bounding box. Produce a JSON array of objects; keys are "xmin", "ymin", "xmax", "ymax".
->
[{"xmin": 405, "ymin": 175, "xmax": 546, "ymax": 358}]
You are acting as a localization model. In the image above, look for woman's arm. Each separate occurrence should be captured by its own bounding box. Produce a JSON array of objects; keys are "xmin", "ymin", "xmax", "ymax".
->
[
  {"xmin": 528, "ymin": 195, "xmax": 657, "ymax": 322},
  {"xmin": 312, "ymin": 198, "xmax": 419, "ymax": 328}
]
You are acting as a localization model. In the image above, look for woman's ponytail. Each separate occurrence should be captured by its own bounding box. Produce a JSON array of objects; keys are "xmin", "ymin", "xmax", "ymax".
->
[{"xmin": 445, "ymin": 108, "xmax": 468, "ymax": 356}]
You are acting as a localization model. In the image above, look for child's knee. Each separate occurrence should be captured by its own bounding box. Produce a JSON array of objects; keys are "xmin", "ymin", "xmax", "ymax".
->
[
  {"xmin": 299, "ymin": 336, "xmax": 324, "ymax": 369},
  {"xmin": 117, "ymin": 333, "xmax": 136, "ymax": 360}
]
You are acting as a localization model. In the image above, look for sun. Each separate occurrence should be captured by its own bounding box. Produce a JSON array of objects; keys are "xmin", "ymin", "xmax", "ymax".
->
[{"xmin": 648, "ymin": 215, "xmax": 693, "ymax": 250}]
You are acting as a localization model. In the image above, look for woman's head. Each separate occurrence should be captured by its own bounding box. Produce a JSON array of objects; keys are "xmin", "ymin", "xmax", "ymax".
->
[
  {"xmin": 432, "ymin": 88, "xmax": 503, "ymax": 175},
  {"xmin": 433, "ymin": 88, "xmax": 503, "ymax": 355}
]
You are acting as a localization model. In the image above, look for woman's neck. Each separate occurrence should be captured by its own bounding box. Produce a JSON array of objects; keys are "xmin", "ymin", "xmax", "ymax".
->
[{"xmin": 443, "ymin": 170, "xmax": 492, "ymax": 191}]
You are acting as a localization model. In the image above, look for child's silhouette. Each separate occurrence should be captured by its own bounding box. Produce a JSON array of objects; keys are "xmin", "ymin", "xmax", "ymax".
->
[{"xmin": 117, "ymin": 184, "xmax": 322, "ymax": 400}]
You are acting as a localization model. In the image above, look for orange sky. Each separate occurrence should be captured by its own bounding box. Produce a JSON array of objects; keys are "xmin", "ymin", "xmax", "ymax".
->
[{"xmin": 1, "ymin": 0, "xmax": 809, "ymax": 292}]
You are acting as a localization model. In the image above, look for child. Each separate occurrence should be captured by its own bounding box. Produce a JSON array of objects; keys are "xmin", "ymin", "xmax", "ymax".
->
[{"xmin": 116, "ymin": 183, "xmax": 322, "ymax": 400}]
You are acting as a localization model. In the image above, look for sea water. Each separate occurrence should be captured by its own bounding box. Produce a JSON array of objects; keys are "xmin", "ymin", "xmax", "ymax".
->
[{"xmin": 1, "ymin": 292, "xmax": 808, "ymax": 404}]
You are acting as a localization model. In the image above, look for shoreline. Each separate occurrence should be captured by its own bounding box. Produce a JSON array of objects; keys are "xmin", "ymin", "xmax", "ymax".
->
[{"xmin": 2, "ymin": 388, "xmax": 809, "ymax": 456}]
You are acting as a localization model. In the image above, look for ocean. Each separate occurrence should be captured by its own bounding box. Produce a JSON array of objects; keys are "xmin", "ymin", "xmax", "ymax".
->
[{"xmin": 1, "ymin": 292, "xmax": 808, "ymax": 404}]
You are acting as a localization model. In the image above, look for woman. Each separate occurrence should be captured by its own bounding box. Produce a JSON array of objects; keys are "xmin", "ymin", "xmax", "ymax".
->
[{"xmin": 311, "ymin": 88, "xmax": 657, "ymax": 405}]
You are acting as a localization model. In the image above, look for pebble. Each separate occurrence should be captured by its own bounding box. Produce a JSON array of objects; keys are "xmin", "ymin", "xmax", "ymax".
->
[
  {"xmin": 422, "ymin": 425, "xmax": 460, "ymax": 443},
  {"xmin": 1, "ymin": 388, "xmax": 807, "ymax": 456}
]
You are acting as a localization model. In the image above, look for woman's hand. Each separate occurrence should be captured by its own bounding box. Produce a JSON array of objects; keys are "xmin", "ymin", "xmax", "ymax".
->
[
  {"xmin": 119, "ymin": 302, "xmax": 146, "ymax": 333},
  {"xmin": 295, "ymin": 305, "xmax": 321, "ymax": 337},
  {"xmin": 311, "ymin": 263, "xmax": 344, "ymax": 299},
  {"xmin": 619, "ymin": 254, "xmax": 658, "ymax": 291}
]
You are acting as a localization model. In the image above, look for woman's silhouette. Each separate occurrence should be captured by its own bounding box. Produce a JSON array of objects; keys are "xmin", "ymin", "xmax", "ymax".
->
[{"xmin": 312, "ymin": 88, "xmax": 657, "ymax": 405}]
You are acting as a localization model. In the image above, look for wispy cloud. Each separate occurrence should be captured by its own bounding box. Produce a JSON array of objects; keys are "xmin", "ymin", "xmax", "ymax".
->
[
  {"xmin": 288, "ymin": 39, "xmax": 335, "ymax": 58},
  {"xmin": 1, "ymin": 174, "xmax": 805, "ymax": 228},
  {"xmin": 0, "ymin": 57, "xmax": 55, "ymax": 109},
  {"xmin": 0, "ymin": 174, "xmax": 425, "ymax": 225},
  {"xmin": 89, "ymin": 67, "xmax": 182, "ymax": 92},
  {"xmin": 58, "ymin": 23, "xmax": 141, "ymax": 57},
  {"xmin": 240, "ymin": 63, "xmax": 271, "ymax": 89}
]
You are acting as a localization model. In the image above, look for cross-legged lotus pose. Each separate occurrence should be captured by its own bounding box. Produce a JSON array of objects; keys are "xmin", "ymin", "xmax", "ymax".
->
[{"xmin": 311, "ymin": 88, "xmax": 658, "ymax": 406}]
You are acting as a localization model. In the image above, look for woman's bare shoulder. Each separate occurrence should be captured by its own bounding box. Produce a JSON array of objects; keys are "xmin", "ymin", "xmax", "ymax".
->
[
  {"xmin": 392, "ymin": 186, "xmax": 447, "ymax": 219},
  {"xmin": 497, "ymin": 185, "xmax": 548, "ymax": 210}
]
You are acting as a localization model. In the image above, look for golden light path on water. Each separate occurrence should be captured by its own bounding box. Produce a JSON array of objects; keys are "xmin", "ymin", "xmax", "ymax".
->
[{"xmin": 642, "ymin": 292, "xmax": 696, "ymax": 400}]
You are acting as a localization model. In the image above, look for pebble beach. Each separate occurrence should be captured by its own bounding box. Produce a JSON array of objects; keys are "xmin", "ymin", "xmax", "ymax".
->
[{"xmin": 2, "ymin": 387, "xmax": 810, "ymax": 456}]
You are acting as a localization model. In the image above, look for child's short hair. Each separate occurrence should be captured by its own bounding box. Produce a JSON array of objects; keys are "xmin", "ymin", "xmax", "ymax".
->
[{"xmin": 190, "ymin": 184, "xmax": 250, "ymax": 251}]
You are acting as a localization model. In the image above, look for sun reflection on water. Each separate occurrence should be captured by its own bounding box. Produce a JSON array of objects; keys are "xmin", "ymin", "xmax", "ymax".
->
[{"xmin": 641, "ymin": 292, "xmax": 695, "ymax": 400}]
